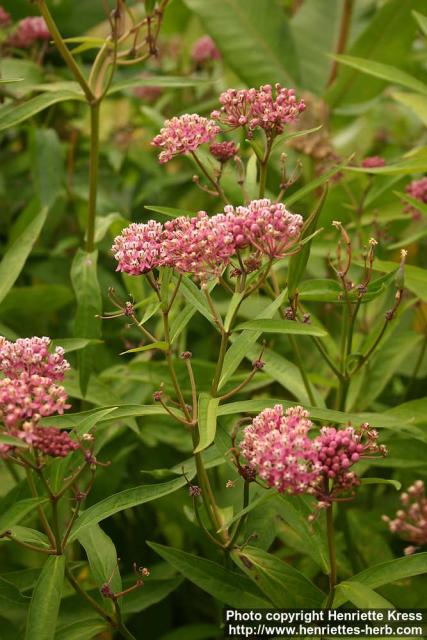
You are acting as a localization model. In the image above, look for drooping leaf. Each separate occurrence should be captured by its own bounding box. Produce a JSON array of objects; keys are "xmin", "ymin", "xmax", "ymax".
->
[
  {"xmin": 183, "ymin": 0, "xmax": 300, "ymax": 87},
  {"xmin": 194, "ymin": 394, "xmax": 220, "ymax": 453},
  {"xmin": 70, "ymin": 249, "xmax": 102, "ymax": 396},
  {"xmin": 77, "ymin": 524, "xmax": 122, "ymax": 592},
  {"xmin": 148, "ymin": 542, "xmax": 270, "ymax": 608},
  {"xmin": 25, "ymin": 555, "xmax": 65, "ymax": 640}
]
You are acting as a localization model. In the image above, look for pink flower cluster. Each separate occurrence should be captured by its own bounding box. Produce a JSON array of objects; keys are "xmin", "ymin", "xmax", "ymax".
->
[
  {"xmin": 404, "ymin": 177, "xmax": 427, "ymax": 221},
  {"xmin": 26, "ymin": 426, "xmax": 79, "ymax": 458},
  {"xmin": 240, "ymin": 405, "xmax": 322, "ymax": 494},
  {"xmin": 224, "ymin": 199, "xmax": 303, "ymax": 259},
  {"xmin": 0, "ymin": 5, "xmax": 11, "ymax": 27},
  {"xmin": 361, "ymin": 156, "xmax": 385, "ymax": 168},
  {"xmin": 383, "ymin": 480, "xmax": 427, "ymax": 555},
  {"xmin": 211, "ymin": 84, "xmax": 305, "ymax": 138},
  {"xmin": 240, "ymin": 405, "xmax": 385, "ymax": 498},
  {"xmin": 191, "ymin": 35, "xmax": 220, "ymax": 64},
  {"xmin": 112, "ymin": 199, "xmax": 302, "ymax": 281},
  {"xmin": 209, "ymin": 141, "xmax": 238, "ymax": 163},
  {"xmin": 9, "ymin": 17, "xmax": 50, "ymax": 48},
  {"xmin": 0, "ymin": 337, "xmax": 73, "ymax": 458},
  {"xmin": 151, "ymin": 114, "xmax": 220, "ymax": 164}
]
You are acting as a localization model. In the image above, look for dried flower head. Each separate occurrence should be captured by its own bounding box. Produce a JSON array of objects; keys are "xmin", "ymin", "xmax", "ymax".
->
[
  {"xmin": 224, "ymin": 199, "xmax": 303, "ymax": 259},
  {"xmin": 240, "ymin": 405, "xmax": 321, "ymax": 494},
  {"xmin": 383, "ymin": 480, "xmax": 427, "ymax": 554},
  {"xmin": 212, "ymin": 84, "xmax": 305, "ymax": 138},
  {"xmin": 112, "ymin": 221, "xmax": 164, "ymax": 275},
  {"xmin": 191, "ymin": 35, "xmax": 220, "ymax": 64},
  {"xmin": 162, "ymin": 211, "xmax": 235, "ymax": 281},
  {"xmin": 404, "ymin": 177, "xmax": 427, "ymax": 221},
  {"xmin": 151, "ymin": 114, "xmax": 220, "ymax": 164},
  {"xmin": 10, "ymin": 17, "xmax": 50, "ymax": 48}
]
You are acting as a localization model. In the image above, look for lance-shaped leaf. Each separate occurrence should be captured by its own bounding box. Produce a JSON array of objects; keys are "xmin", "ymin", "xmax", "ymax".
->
[
  {"xmin": 120, "ymin": 342, "xmax": 168, "ymax": 355},
  {"xmin": 333, "ymin": 581, "xmax": 395, "ymax": 609},
  {"xmin": 0, "ymin": 90, "xmax": 84, "ymax": 132},
  {"xmin": 233, "ymin": 319, "xmax": 327, "ymax": 337},
  {"xmin": 194, "ymin": 394, "xmax": 220, "ymax": 453},
  {"xmin": 30, "ymin": 128, "xmax": 64, "ymax": 209},
  {"xmin": 287, "ymin": 187, "xmax": 328, "ymax": 300},
  {"xmin": 70, "ymin": 249, "xmax": 102, "ymax": 396},
  {"xmin": 148, "ymin": 542, "xmax": 270, "ymax": 608},
  {"xmin": 77, "ymin": 524, "xmax": 122, "ymax": 592},
  {"xmin": 0, "ymin": 498, "xmax": 48, "ymax": 533},
  {"xmin": 25, "ymin": 555, "xmax": 65, "ymax": 640}
]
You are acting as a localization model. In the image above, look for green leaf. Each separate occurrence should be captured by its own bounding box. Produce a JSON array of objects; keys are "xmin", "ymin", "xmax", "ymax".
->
[
  {"xmin": 0, "ymin": 498, "xmax": 48, "ymax": 533},
  {"xmin": 144, "ymin": 205, "xmax": 192, "ymax": 218},
  {"xmin": 41, "ymin": 404, "xmax": 168, "ymax": 429},
  {"xmin": 360, "ymin": 478, "xmax": 401, "ymax": 491},
  {"xmin": 333, "ymin": 553, "xmax": 427, "ymax": 607},
  {"xmin": 0, "ymin": 434, "xmax": 28, "ymax": 448},
  {"xmin": 121, "ymin": 576, "xmax": 183, "ymax": 615},
  {"xmin": 77, "ymin": 524, "xmax": 122, "ymax": 592},
  {"xmin": 218, "ymin": 289, "xmax": 287, "ymax": 390},
  {"xmin": 364, "ymin": 258, "xmax": 427, "ymax": 302},
  {"xmin": 120, "ymin": 341, "xmax": 168, "ymax": 355},
  {"xmin": 108, "ymin": 75, "xmax": 209, "ymax": 96},
  {"xmin": 25, "ymin": 555, "xmax": 65, "ymax": 640},
  {"xmin": 333, "ymin": 581, "xmax": 394, "ymax": 609},
  {"xmin": 413, "ymin": 10, "xmax": 427, "ymax": 36},
  {"xmin": 194, "ymin": 394, "xmax": 220, "ymax": 453},
  {"xmin": 233, "ymin": 319, "xmax": 327, "ymax": 337},
  {"xmin": 178, "ymin": 277, "xmax": 216, "ymax": 328},
  {"xmin": 287, "ymin": 187, "xmax": 328, "ymax": 299},
  {"xmin": 69, "ymin": 477, "xmax": 188, "ymax": 541},
  {"xmin": 148, "ymin": 542, "xmax": 270, "ymax": 608},
  {"xmin": 0, "ymin": 576, "xmax": 29, "ymax": 614},
  {"xmin": 0, "ymin": 91, "xmax": 84, "ymax": 132},
  {"xmin": 330, "ymin": 55, "xmax": 427, "ymax": 96},
  {"xmin": 51, "ymin": 338, "xmax": 103, "ymax": 354},
  {"xmin": 55, "ymin": 620, "xmax": 109, "ymax": 640},
  {"xmin": 30, "ymin": 128, "xmax": 64, "ymax": 209},
  {"xmin": 327, "ymin": 0, "xmax": 425, "ymax": 106},
  {"xmin": 70, "ymin": 249, "xmax": 102, "ymax": 396},
  {"xmin": 0, "ymin": 206, "xmax": 49, "ymax": 306},
  {"xmin": 231, "ymin": 545, "xmax": 325, "ymax": 607},
  {"xmin": 391, "ymin": 91, "xmax": 427, "ymax": 127},
  {"xmin": 4, "ymin": 527, "xmax": 50, "ymax": 549},
  {"xmin": 184, "ymin": 0, "xmax": 299, "ymax": 87}
]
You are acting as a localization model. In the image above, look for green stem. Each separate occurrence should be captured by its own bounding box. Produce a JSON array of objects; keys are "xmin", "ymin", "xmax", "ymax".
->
[
  {"xmin": 86, "ymin": 102, "xmax": 101, "ymax": 252},
  {"xmin": 227, "ymin": 481, "xmax": 250, "ymax": 548},
  {"xmin": 25, "ymin": 467, "xmax": 56, "ymax": 548},
  {"xmin": 211, "ymin": 331, "xmax": 229, "ymax": 396},
  {"xmin": 325, "ymin": 503, "xmax": 337, "ymax": 609},
  {"xmin": 114, "ymin": 601, "xmax": 137, "ymax": 640},
  {"xmin": 258, "ymin": 136, "xmax": 273, "ymax": 198},
  {"xmin": 50, "ymin": 498, "xmax": 63, "ymax": 555},
  {"xmin": 310, "ymin": 336, "xmax": 343, "ymax": 382},
  {"xmin": 65, "ymin": 565, "xmax": 114, "ymax": 626},
  {"xmin": 191, "ymin": 152, "xmax": 228, "ymax": 203},
  {"xmin": 36, "ymin": 0, "xmax": 95, "ymax": 103},
  {"xmin": 289, "ymin": 334, "xmax": 316, "ymax": 406},
  {"xmin": 162, "ymin": 311, "xmax": 191, "ymax": 421}
]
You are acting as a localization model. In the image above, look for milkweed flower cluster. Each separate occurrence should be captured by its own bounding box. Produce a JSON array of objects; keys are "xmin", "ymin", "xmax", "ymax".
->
[
  {"xmin": 112, "ymin": 199, "xmax": 302, "ymax": 281},
  {"xmin": 361, "ymin": 156, "xmax": 385, "ymax": 168},
  {"xmin": 209, "ymin": 141, "xmax": 238, "ymax": 163},
  {"xmin": 9, "ymin": 16, "xmax": 50, "ymax": 48},
  {"xmin": 211, "ymin": 84, "xmax": 305, "ymax": 138},
  {"xmin": 0, "ymin": 337, "xmax": 75, "ymax": 458},
  {"xmin": 0, "ymin": 5, "xmax": 11, "ymax": 27},
  {"xmin": 151, "ymin": 114, "xmax": 220, "ymax": 164},
  {"xmin": 239, "ymin": 404, "xmax": 386, "ymax": 500},
  {"xmin": 191, "ymin": 35, "xmax": 220, "ymax": 64},
  {"xmin": 383, "ymin": 480, "xmax": 427, "ymax": 554},
  {"xmin": 404, "ymin": 177, "xmax": 427, "ymax": 220}
]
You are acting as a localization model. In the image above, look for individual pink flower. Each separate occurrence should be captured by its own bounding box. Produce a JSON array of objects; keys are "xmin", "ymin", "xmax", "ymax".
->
[
  {"xmin": 209, "ymin": 141, "xmax": 238, "ymax": 163},
  {"xmin": 361, "ymin": 156, "xmax": 385, "ymax": 168},
  {"xmin": 224, "ymin": 199, "xmax": 303, "ymax": 259},
  {"xmin": 404, "ymin": 177, "xmax": 427, "ymax": 221},
  {"xmin": 0, "ymin": 6, "xmax": 11, "ymax": 27},
  {"xmin": 212, "ymin": 84, "xmax": 305, "ymax": 138},
  {"xmin": 0, "ymin": 336, "xmax": 69, "ymax": 381},
  {"xmin": 383, "ymin": 480, "xmax": 427, "ymax": 554},
  {"xmin": 162, "ymin": 211, "xmax": 235, "ymax": 281},
  {"xmin": 240, "ymin": 405, "xmax": 322, "ymax": 494},
  {"xmin": 151, "ymin": 114, "xmax": 220, "ymax": 164},
  {"xmin": 191, "ymin": 35, "xmax": 220, "ymax": 64},
  {"xmin": 112, "ymin": 221, "xmax": 163, "ymax": 275},
  {"xmin": 9, "ymin": 16, "xmax": 50, "ymax": 48}
]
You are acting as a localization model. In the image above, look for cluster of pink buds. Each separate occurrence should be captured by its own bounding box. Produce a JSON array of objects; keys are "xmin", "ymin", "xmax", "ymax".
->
[
  {"xmin": 23, "ymin": 426, "xmax": 79, "ymax": 458},
  {"xmin": 239, "ymin": 405, "xmax": 386, "ymax": 502},
  {"xmin": 383, "ymin": 480, "xmax": 427, "ymax": 555},
  {"xmin": 151, "ymin": 114, "xmax": 220, "ymax": 164},
  {"xmin": 361, "ymin": 156, "xmax": 385, "ymax": 168},
  {"xmin": 0, "ymin": 5, "xmax": 11, "ymax": 27},
  {"xmin": 112, "ymin": 199, "xmax": 302, "ymax": 281},
  {"xmin": 211, "ymin": 84, "xmax": 305, "ymax": 138},
  {"xmin": 404, "ymin": 177, "xmax": 427, "ymax": 221},
  {"xmin": 191, "ymin": 35, "xmax": 220, "ymax": 64},
  {"xmin": 209, "ymin": 141, "xmax": 238, "ymax": 163},
  {"xmin": 224, "ymin": 199, "xmax": 303, "ymax": 259},
  {"xmin": 9, "ymin": 16, "xmax": 50, "ymax": 48},
  {"xmin": 0, "ymin": 337, "xmax": 73, "ymax": 458},
  {"xmin": 240, "ymin": 405, "xmax": 322, "ymax": 494}
]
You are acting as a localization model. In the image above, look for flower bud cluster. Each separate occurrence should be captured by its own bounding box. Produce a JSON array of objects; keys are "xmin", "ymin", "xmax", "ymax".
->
[
  {"xmin": 211, "ymin": 84, "xmax": 305, "ymax": 138},
  {"xmin": 404, "ymin": 177, "xmax": 427, "ymax": 221},
  {"xmin": 191, "ymin": 35, "xmax": 220, "ymax": 64},
  {"xmin": 24, "ymin": 426, "xmax": 79, "ymax": 458},
  {"xmin": 383, "ymin": 480, "xmax": 427, "ymax": 553},
  {"xmin": 240, "ymin": 405, "xmax": 385, "ymax": 499},
  {"xmin": 112, "ymin": 199, "xmax": 302, "ymax": 281},
  {"xmin": 361, "ymin": 156, "xmax": 385, "ymax": 168},
  {"xmin": 0, "ymin": 5, "xmax": 11, "ymax": 27},
  {"xmin": 9, "ymin": 17, "xmax": 50, "ymax": 48}
]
